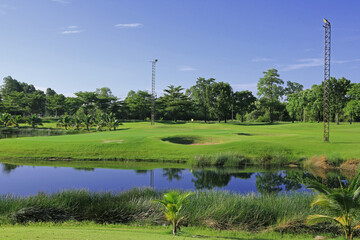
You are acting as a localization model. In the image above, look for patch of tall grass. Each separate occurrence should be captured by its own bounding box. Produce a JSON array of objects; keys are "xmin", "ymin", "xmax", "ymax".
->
[{"xmin": 0, "ymin": 188, "xmax": 320, "ymax": 232}]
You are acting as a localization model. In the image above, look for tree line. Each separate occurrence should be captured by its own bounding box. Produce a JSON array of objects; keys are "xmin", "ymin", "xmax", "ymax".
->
[{"xmin": 0, "ymin": 68, "xmax": 359, "ymax": 125}]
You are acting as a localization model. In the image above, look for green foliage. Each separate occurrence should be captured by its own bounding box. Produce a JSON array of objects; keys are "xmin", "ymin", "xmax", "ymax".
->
[
  {"xmin": 11, "ymin": 115, "xmax": 22, "ymax": 128},
  {"xmin": 212, "ymin": 82, "xmax": 233, "ymax": 123},
  {"xmin": 0, "ymin": 189, "xmax": 319, "ymax": 234},
  {"xmin": 233, "ymin": 90, "xmax": 256, "ymax": 122},
  {"xmin": 187, "ymin": 77, "xmax": 215, "ymax": 122},
  {"xmin": 257, "ymin": 69, "xmax": 284, "ymax": 123},
  {"xmin": 0, "ymin": 112, "xmax": 12, "ymax": 127},
  {"xmin": 154, "ymin": 191, "xmax": 193, "ymax": 235},
  {"xmin": 124, "ymin": 90, "xmax": 152, "ymax": 120},
  {"xmin": 158, "ymin": 85, "xmax": 193, "ymax": 121},
  {"xmin": 306, "ymin": 173, "xmax": 360, "ymax": 240},
  {"xmin": 57, "ymin": 114, "xmax": 72, "ymax": 130},
  {"xmin": 26, "ymin": 115, "xmax": 43, "ymax": 129}
]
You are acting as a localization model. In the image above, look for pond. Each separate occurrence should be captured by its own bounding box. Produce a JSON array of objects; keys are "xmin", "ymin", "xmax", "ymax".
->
[
  {"xmin": 0, "ymin": 129, "xmax": 70, "ymax": 139},
  {"xmin": 0, "ymin": 163, "xmax": 348, "ymax": 196}
]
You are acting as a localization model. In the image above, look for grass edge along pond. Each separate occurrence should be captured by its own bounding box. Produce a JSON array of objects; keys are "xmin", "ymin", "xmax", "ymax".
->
[
  {"xmin": 0, "ymin": 188, "xmax": 349, "ymax": 237},
  {"xmin": 0, "ymin": 122, "xmax": 360, "ymax": 168}
]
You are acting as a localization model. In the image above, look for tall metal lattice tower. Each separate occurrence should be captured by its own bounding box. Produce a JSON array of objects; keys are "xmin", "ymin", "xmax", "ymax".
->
[
  {"xmin": 151, "ymin": 59, "xmax": 158, "ymax": 125},
  {"xmin": 323, "ymin": 19, "xmax": 331, "ymax": 142}
]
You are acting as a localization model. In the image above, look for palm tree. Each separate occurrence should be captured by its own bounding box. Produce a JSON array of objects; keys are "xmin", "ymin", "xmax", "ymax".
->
[
  {"xmin": 103, "ymin": 113, "xmax": 121, "ymax": 131},
  {"xmin": 11, "ymin": 115, "xmax": 22, "ymax": 128},
  {"xmin": 57, "ymin": 114, "xmax": 72, "ymax": 130},
  {"xmin": 0, "ymin": 113, "xmax": 12, "ymax": 127},
  {"xmin": 95, "ymin": 113, "xmax": 105, "ymax": 131},
  {"xmin": 81, "ymin": 114, "xmax": 93, "ymax": 131},
  {"xmin": 306, "ymin": 173, "xmax": 360, "ymax": 240},
  {"xmin": 72, "ymin": 117, "xmax": 83, "ymax": 130},
  {"xmin": 154, "ymin": 191, "xmax": 193, "ymax": 235},
  {"xmin": 26, "ymin": 115, "xmax": 43, "ymax": 129}
]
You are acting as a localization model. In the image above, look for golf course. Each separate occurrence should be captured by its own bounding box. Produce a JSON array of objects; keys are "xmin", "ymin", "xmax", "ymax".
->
[{"xmin": 0, "ymin": 121, "xmax": 359, "ymax": 168}]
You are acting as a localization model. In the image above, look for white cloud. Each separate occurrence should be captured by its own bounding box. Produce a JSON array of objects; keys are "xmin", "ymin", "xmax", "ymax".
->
[
  {"xmin": 252, "ymin": 57, "xmax": 273, "ymax": 62},
  {"xmin": 281, "ymin": 58, "xmax": 323, "ymax": 71},
  {"xmin": 60, "ymin": 26, "xmax": 83, "ymax": 34},
  {"xmin": 280, "ymin": 58, "xmax": 360, "ymax": 71},
  {"xmin": 51, "ymin": 0, "xmax": 70, "ymax": 3},
  {"xmin": 179, "ymin": 66, "xmax": 196, "ymax": 71},
  {"xmin": 61, "ymin": 30, "xmax": 82, "ymax": 34},
  {"xmin": 115, "ymin": 23, "xmax": 143, "ymax": 28},
  {"xmin": 333, "ymin": 59, "xmax": 360, "ymax": 64}
]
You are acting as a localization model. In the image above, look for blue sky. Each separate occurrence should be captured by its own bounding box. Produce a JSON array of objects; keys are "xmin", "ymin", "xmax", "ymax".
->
[{"xmin": 0, "ymin": 0, "xmax": 359, "ymax": 99}]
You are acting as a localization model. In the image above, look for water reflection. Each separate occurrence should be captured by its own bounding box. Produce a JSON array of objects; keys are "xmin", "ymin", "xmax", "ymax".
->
[
  {"xmin": 255, "ymin": 172, "xmax": 302, "ymax": 194},
  {"xmin": 0, "ymin": 129, "xmax": 70, "ymax": 139},
  {"xmin": 192, "ymin": 170, "xmax": 232, "ymax": 189},
  {"xmin": 0, "ymin": 162, "xmax": 352, "ymax": 196},
  {"xmin": 163, "ymin": 168, "xmax": 183, "ymax": 181},
  {"xmin": 2, "ymin": 163, "xmax": 20, "ymax": 174},
  {"xmin": 73, "ymin": 168, "xmax": 95, "ymax": 172}
]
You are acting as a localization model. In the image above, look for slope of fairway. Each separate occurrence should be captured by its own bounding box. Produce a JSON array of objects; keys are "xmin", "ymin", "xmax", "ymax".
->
[{"xmin": 0, "ymin": 122, "xmax": 359, "ymax": 164}]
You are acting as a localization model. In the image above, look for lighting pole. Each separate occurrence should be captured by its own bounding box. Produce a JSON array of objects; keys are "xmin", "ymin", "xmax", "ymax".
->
[
  {"xmin": 323, "ymin": 19, "xmax": 331, "ymax": 142},
  {"xmin": 151, "ymin": 59, "xmax": 158, "ymax": 126}
]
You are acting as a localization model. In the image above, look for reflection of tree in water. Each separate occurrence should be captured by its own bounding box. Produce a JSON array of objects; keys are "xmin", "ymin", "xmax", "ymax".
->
[
  {"xmin": 285, "ymin": 171, "xmax": 347, "ymax": 189},
  {"xmin": 162, "ymin": 168, "xmax": 183, "ymax": 181},
  {"xmin": 73, "ymin": 167, "xmax": 95, "ymax": 172},
  {"xmin": 134, "ymin": 170, "xmax": 148, "ymax": 175},
  {"xmin": 191, "ymin": 170, "xmax": 231, "ymax": 190},
  {"xmin": 2, "ymin": 163, "xmax": 20, "ymax": 173},
  {"xmin": 232, "ymin": 172, "xmax": 253, "ymax": 179},
  {"xmin": 255, "ymin": 171, "xmax": 302, "ymax": 194}
]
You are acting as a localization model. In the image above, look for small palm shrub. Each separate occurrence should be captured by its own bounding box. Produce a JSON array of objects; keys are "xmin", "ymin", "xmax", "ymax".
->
[
  {"xmin": 154, "ymin": 191, "xmax": 193, "ymax": 235},
  {"xmin": 306, "ymin": 173, "xmax": 360, "ymax": 240}
]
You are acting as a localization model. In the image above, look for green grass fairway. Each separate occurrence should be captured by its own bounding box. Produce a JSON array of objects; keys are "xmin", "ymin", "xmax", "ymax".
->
[
  {"xmin": 0, "ymin": 121, "xmax": 359, "ymax": 165},
  {"xmin": 0, "ymin": 223, "xmax": 339, "ymax": 240}
]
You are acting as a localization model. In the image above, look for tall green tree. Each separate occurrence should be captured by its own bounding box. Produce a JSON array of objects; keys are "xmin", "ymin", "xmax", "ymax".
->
[
  {"xmin": 286, "ymin": 93, "xmax": 302, "ymax": 123},
  {"xmin": 344, "ymin": 83, "xmax": 360, "ymax": 124},
  {"xmin": 285, "ymin": 81, "xmax": 303, "ymax": 97},
  {"xmin": 257, "ymin": 69, "xmax": 284, "ymax": 123},
  {"xmin": 124, "ymin": 90, "xmax": 152, "ymax": 120},
  {"xmin": 308, "ymin": 84, "xmax": 323, "ymax": 123},
  {"xmin": 75, "ymin": 91, "xmax": 98, "ymax": 115},
  {"xmin": 212, "ymin": 82, "xmax": 233, "ymax": 123},
  {"xmin": 95, "ymin": 87, "xmax": 117, "ymax": 114},
  {"xmin": 158, "ymin": 85, "xmax": 192, "ymax": 121},
  {"xmin": 233, "ymin": 90, "xmax": 256, "ymax": 122},
  {"xmin": 187, "ymin": 77, "xmax": 215, "ymax": 122},
  {"xmin": 329, "ymin": 77, "xmax": 351, "ymax": 124}
]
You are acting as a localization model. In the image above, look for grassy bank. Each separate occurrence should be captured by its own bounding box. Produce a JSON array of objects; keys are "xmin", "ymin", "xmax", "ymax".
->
[
  {"xmin": 0, "ymin": 122, "xmax": 360, "ymax": 166},
  {"xmin": 0, "ymin": 222, "xmax": 336, "ymax": 240},
  {"xmin": 0, "ymin": 189, "xmax": 332, "ymax": 234}
]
